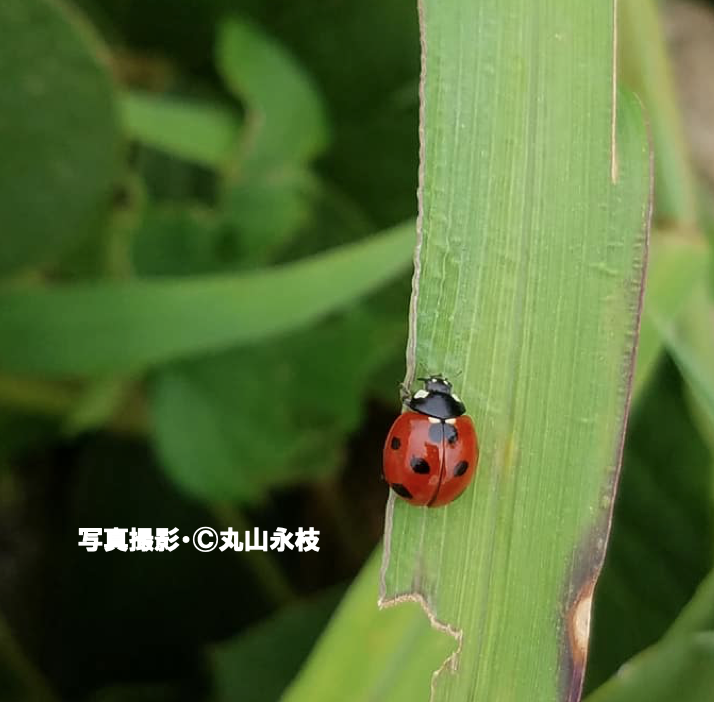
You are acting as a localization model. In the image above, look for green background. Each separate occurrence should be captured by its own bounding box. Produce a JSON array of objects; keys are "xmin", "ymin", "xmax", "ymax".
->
[{"xmin": 0, "ymin": 1, "xmax": 713, "ymax": 701}]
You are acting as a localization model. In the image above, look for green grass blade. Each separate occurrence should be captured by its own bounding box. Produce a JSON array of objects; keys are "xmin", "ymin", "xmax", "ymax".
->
[
  {"xmin": 210, "ymin": 589, "xmax": 342, "ymax": 702},
  {"xmin": 378, "ymin": 2, "xmax": 651, "ymax": 701},
  {"xmin": 282, "ymin": 552, "xmax": 456, "ymax": 702},
  {"xmin": 0, "ymin": 223, "xmax": 413, "ymax": 377},
  {"xmin": 618, "ymin": 0, "xmax": 698, "ymax": 226},
  {"xmin": 120, "ymin": 90, "xmax": 242, "ymax": 168},
  {"xmin": 662, "ymin": 280, "xmax": 714, "ymax": 422},
  {"xmin": 667, "ymin": 566, "xmax": 714, "ymax": 638},
  {"xmin": 588, "ymin": 565, "xmax": 714, "ymax": 700},
  {"xmin": 583, "ymin": 355, "xmax": 714, "ymax": 690},
  {"xmin": 586, "ymin": 560, "xmax": 714, "ymax": 700},
  {"xmin": 633, "ymin": 234, "xmax": 710, "ymax": 399},
  {"xmin": 584, "ymin": 632, "xmax": 714, "ymax": 702}
]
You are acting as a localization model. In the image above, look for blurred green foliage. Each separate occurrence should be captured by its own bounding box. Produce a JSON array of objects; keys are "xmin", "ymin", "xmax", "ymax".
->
[
  {"xmin": 0, "ymin": 0, "xmax": 419, "ymax": 699},
  {"xmin": 0, "ymin": 0, "xmax": 121, "ymax": 273},
  {"xmin": 0, "ymin": 0, "xmax": 713, "ymax": 701}
]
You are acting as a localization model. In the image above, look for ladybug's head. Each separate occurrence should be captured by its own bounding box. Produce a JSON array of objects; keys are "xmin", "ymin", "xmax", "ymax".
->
[
  {"xmin": 420, "ymin": 376, "xmax": 453, "ymax": 395},
  {"xmin": 408, "ymin": 375, "xmax": 466, "ymax": 420}
]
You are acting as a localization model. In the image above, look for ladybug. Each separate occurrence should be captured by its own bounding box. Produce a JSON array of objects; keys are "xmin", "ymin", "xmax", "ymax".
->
[{"xmin": 383, "ymin": 376, "xmax": 479, "ymax": 507}]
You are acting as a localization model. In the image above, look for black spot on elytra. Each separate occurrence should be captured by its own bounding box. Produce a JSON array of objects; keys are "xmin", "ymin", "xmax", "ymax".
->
[
  {"xmin": 444, "ymin": 424, "xmax": 459, "ymax": 445},
  {"xmin": 410, "ymin": 457, "xmax": 430, "ymax": 474},
  {"xmin": 454, "ymin": 460, "xmax": 469, "ymax": 477},
  {"xmin": 390, "ymin": 436, "xmax": 401, "ymax": 450},
  {"xmin": 391, "ymin": 483, "xmax": 413, "ymax": 499}
]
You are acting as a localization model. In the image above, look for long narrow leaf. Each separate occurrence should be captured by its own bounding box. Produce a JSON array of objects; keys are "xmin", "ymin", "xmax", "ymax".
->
[
  {"xmin": 586, "ymin": 568, "xmax": 714, "ymax": 701},
  {"xmin": 380, "ymin": 6, "xmax": 651, "ymax": 702},
  {"xmin": 585, "ymin": 632, "xmax": 714, "ymax": 702},
  {"xmin": 633, "ymin": 234, "xmax": 710, "ymax": 398},
  {"xmin": 0, "ymin": 223, "xmax": 413, "ymax": 377},
  {"xmin": 283, "ymin": 551, "xmax": 456, "ymax": 702}
]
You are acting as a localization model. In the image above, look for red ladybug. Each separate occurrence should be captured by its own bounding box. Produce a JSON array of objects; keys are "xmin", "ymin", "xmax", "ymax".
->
[{"xmin": 383, "ymin": 376, "xmax": 478, "ymax": 507}]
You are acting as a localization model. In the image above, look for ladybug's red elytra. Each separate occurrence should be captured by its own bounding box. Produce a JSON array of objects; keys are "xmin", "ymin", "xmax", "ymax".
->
[{"xmin": 383, "ymin": 376, "xmax": 479, "ymax": 507}]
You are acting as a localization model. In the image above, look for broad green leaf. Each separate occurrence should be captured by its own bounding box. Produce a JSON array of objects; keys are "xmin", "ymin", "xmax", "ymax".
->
[
  {"xmin": 0, "ymin": 0, "xmax": 122, "ymax": 274},
  {"xmin": 151, "ymin": 308, "xmax": 402, "ymax": 503},
  {"xmin": 216, "ymin": 18, "xmax": 329, "ymax": 170},
  {"xmin": 282, "ymin": 551, "xmax": 456, "ymax": 702},
  {"xmin": 120, "ymin": 90, "xmax": 241, "ymax": 168},
  {"xmin": 0, "ymin": 222, "xmax": 414, "ymax": 377}
]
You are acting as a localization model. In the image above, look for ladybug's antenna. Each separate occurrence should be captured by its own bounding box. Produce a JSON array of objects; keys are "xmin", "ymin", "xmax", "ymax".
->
[
  {"xmin": 417, "ymin": 373, "xmax": 445, "ymax": 382},
  {"xmin": 417, "ymin": 375, "xmax": 454, "ymax": 394}
]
